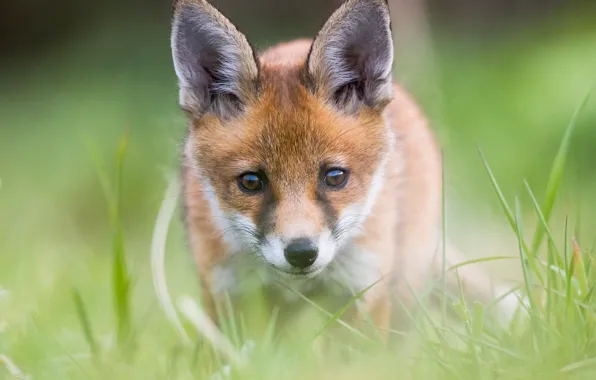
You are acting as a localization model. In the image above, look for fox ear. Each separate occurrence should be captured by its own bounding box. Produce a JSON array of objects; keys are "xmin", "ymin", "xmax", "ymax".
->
[
  {"xmin": 171, "ymin": 0, "xmax": 260, "ymax": 119},
  {"xmin": 307, "ymin": 0, "xmax": 394, "ymax": 113}
]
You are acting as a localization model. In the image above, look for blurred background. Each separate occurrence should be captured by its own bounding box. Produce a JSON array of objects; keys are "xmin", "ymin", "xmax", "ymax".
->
[{"xmin": 1, "ymin": 0, "xmax": 596, "ymax": 375}]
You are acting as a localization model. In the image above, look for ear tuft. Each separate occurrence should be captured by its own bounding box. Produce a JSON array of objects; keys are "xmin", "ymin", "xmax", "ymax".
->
[
  {"xmin": 171, "ymin": 0, "xmax": 259, "ymax": 119},
  {"xmin": 307, "ymin": 0, "xmax": 394, "ymax": 113}
]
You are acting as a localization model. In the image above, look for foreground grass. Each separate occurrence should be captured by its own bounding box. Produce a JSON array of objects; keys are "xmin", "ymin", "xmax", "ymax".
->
[{"xmin": 1, "ymin": 94, "xmax": 595, "ymax": 380}]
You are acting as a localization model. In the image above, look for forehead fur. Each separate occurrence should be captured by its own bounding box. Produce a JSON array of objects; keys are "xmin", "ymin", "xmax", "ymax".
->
[{"xmin": 190, "ymin": 58, "xmax": 389, "ymax": 178}]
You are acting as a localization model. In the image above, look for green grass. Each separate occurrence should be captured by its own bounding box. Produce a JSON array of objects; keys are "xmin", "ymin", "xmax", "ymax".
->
[
  {"xmin": 2, "ymin": 82, "xmax": 594, "ymax": 380},
  {"xmin": 2, "ymin": 11, "xmax": 596, "ymax": 380}
]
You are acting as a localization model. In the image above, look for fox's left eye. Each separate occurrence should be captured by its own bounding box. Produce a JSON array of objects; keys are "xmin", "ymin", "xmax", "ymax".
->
[
  {"xmin": 324, "ymin": 168, "xmax": 349, "ymax": 189},
  {"xmin": 238, "ymin": 172, "xmax": 265, "ymax": 193}
]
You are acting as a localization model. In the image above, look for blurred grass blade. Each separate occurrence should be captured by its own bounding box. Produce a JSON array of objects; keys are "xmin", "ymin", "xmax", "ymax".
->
[
  {"xmin": 478, "ymin": 148, "xmax": 544, "ymax": 284},
  {"xmin": 524, "ymin": 179, "xmax": 563, "ymax": 267},
  {"xmin": 85, "ymin": 133, "xmax": 133, "ymax": 349},
  {"xmin": 261, "ymin": 308, "xmax": 280, "ymax": 349},
  {"xmin": 0, "ymin": 355, "xmax": 29, "ymax": 380},
  {"xmin": 451, "ymin": 300, "xmax": 468, "ymax": 323},
  {"xmin": 151, "ymin": 174, "xmax": 192, "ymax": 346},
  {"xmin": 541, "ymin": 261, "xmax": 580, "ymax": 291},
  {"xmin": 545, "ymin": 243, "xmax": 556, "ymax": 324},
  {"xmin": 447, "ymin": 256, "xmax": 518, "ymax": 272},
  {"xmin": 563, "ymin": 218, "xmax": 576, "ymax": 318},
  {"xmin": 391, "ymin": 295, "xmax": 453, "ymax": 373},
  {"xmin": 436, "ymin": 326, "xmax": 521, "ymax": 359},
  {"xmin": 276, "ymin": 280, "xmax": 371, "ymax": 341},
  {"xmin": 531, "ymin": 90, "xmax": 592, "ymax": 253},
  {"xmin": 223, "ymin": 293, "xmax": 242, "ymax": 348},
  {"xmin": 454, "ymin": 269, "xmax": 470, "ymax": 327},
  {"xmin": 312, "ymin": 290, "xmax": 375, "ymax": 343},
  {"xmin": 564, "ymin": 217, "xmax": 570, "ymax": 273},
  {"xmin": 477, "ymin": 147, "xmax": 515, "ymax": 230},
  {"xmin": 560, "ymin": 357, "xmax": 596, "ymax": 373},
  {"xmin": 470, "ymin": 302, "xmax": 485, "ymax": 374},
  {"xmin": 83, "ymin": 136, "xmax": 114, "ymax": 206},
  {"xmin": 178, "ymin": 295, "xmax": 245, "ymax": 367},
  {"xmin": 453, "ymin": 269, "xmax": 481, "ymax": 373},
  {"xmin": 404, "ymin": 281, "xmax": 447, "ymax": 345},
  {"xmin": 572, "ymin": 238, "xmax": 588, "ymax": 298},
  {"xmin": 514, "ymin": 197, "xmax": 539, "ymax": 335},
  {"xmin": 111, "ymin": 133, "xmax": 132, "ymax": 348},
  {"xmin": 112, "ymin": 228, "xmax": 131, "ymax": 347},
  {"xmin": 72, "ymin": 289, "xmax": 99, "ymax": 357},
  {"xmin": 471, "ymin": 302, "xmax": 485, "ymax": 339},
  {"xmin": 514, "ymin": 197, "xmax": 533, "ymax": 303}
]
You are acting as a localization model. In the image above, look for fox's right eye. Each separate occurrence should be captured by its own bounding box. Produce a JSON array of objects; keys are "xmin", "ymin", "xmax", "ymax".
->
[{"xmin": 238, "ymin": 172, "xmax": 265, "ymax": 193}]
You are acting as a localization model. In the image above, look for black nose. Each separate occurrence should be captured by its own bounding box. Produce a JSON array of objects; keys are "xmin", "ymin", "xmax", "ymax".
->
[{"xmin": 284, "ymin": 238, "xmax": 318, "ymax": 269}]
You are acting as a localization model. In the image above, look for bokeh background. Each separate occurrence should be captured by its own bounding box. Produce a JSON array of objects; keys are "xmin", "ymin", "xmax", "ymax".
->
[{"xmin": 1, "ymin": 0, "xmax": 596, "ymax": 377}]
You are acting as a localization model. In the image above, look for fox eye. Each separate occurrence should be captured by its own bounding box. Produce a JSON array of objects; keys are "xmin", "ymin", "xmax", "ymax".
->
[
  {"xmin": 238, "ymin": 172, "xmax": 265, "ymax": 193},
  {"xmin": 324, "ymin": 168, "xmax": 349, "ymax": 189}
]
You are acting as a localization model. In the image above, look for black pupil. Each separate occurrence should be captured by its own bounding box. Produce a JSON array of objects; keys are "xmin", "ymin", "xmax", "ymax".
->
[
  {"xmin": 241, "ymin": 174, "xmax": 262, "ymax": 191},
  {"xmin": 326, "ymin": 169, "xmax": 346, "ymax": 187}
]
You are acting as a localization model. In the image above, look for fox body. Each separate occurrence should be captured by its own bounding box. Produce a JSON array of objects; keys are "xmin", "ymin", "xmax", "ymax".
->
[{"xmin": 171, "ymin": 0, "xmax": 520, "ymax": 332}]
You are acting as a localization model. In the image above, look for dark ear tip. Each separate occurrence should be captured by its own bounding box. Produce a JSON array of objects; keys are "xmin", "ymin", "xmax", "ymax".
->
[
  {"xmin": 353, "ymin": 0, "xmax": 390, "ymax": 7},
  {"xmin": 347, "ymin": 0, "xmax": 391, "ymax": 18},
  {"xmin": 171, "ymin": 0, "xmax": 187, "ymax": 20},
  {"xmin": 172, "ymin": 0, "xmax": 206, "ymax": 17},
  {"xmin": 172, "ymin": 0, "xmax": 184, "ymax": 14},
  {"xmin": 377, "ymin": 0, "xmax": 391, "ymax": 13}
]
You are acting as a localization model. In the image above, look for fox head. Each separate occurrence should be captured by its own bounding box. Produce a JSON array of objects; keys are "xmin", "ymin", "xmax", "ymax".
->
[{"xmin": 172, "ymin": 0, "xmax": 395, "ymax": 278}]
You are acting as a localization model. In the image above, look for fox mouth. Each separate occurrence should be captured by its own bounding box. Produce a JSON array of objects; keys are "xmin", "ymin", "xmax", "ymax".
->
[{"xmin": 269, "ymin": 265, "xmax": 324, "ymax": 279}]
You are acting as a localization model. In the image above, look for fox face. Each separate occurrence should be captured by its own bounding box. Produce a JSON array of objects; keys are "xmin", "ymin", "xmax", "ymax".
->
[{"xmin": 172, "ymin": 0, "xmax": 395, "ymax": 279}]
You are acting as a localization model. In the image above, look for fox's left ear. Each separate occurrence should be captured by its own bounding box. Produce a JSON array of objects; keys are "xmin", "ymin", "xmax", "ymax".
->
[
  {"xmin": 171, "ymin": 0, "xmax": 260, "ymax": 119},
  {"xmin": 306, "ymin": 0, "xmax": 394, "ymax": 113}
]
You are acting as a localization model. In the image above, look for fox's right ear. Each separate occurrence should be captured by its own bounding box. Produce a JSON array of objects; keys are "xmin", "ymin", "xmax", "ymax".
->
[
  {"xmin": 171, "ymin": 0, "xmax": 260, "ymax": 119},
  {"xmin": 306, "ymin": 0, "xmax": 394, "ymax": 114}
]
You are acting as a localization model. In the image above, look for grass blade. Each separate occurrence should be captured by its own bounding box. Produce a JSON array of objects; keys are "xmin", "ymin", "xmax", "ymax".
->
[
  {"xmin": 477, "ymin": 147, "xmax": 515, "ymax": 230},
  {"xmin": 72, "ymin": 289, "xmax": 100, "ymax": 357},
  {"xmin": 471, "ymin": 302, "xmax": 485, "ymax": 340},
  {"xmin": 312, "ymin": 279, "xmax": 385, "ymax": 343},
  {"xmin": 111, "ymin": 133, "xmax": 132, "ymax": 349},
  {"xmin": 86, "ymin": 133, "xmax": 133, "ymax": 350},
  {"xmin": 560, "ymin": 357, "xmax": 596, "ymax": 373},
  {"xmin": 0, "ymin": 355, "xmax": 29, "ymax": 380},
  {"xmin": 178, "ymin": 295, "xmax": 245, "ymax": 367},
  {"xmin": 531, "ymin": 90, "xmax": 592, "ymax": 253},
  {"xmin": 277, "ymin": 281, "xmax": 371, "ymax": 341},
  {"xmin": 513, "ymin": 197, "xmax": 534, "ymax": 307},
  {"xmin": 83, "ymin": 136, "xmax": 114, "ymax": 207},
  {"xmin": 447, "ymin": 256, "xmax": 518, "ymax": 272},
  {"xmin": 523, "ymin": 180, "xmax": 563, "ymax": 266},
  {"xmin": 563, "ymin": 218, "xmax": 577, "ymax": 320},
  {"xmin": 151, "ymin": 174, "xmax": 192, "ymax": 346},
  {"xmin": 514, "ymin": 196, "xmax": 542, "ymax": 344},
  {"xmin": 478, "ymin": 148, "xmax": 544, "ymax": 284},
  {"xmin": 572, "ymin": 238, "xmax": 588, "ymax": 298}
]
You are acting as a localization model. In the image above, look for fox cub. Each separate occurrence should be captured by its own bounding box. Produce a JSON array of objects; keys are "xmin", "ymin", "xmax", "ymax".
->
[{"xmin": 171, "ymin": 0, "xmax": 522, "ymax": 333}]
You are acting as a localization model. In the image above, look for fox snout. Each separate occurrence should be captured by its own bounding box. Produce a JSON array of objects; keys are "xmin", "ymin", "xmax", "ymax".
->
[
  {"xmin": 258, "ymin": 203, "xmax": 338, "ymax": 276},
  {"xmin": 283, "ymin": 238, "xmax": 319, "ymax": 269},
  {"xmin": 261, "ymin": 229, "xmax": 336, "ymax": 277}
]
